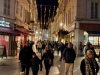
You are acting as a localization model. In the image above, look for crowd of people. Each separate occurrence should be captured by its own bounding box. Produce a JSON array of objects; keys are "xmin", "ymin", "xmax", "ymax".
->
[{"xmin": 19, "ymin": 40, "xmax": 100, "ymax": 75}]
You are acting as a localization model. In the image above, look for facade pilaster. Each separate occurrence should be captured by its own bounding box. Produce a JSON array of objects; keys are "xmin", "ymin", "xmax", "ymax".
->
[{"xmin": 75, "ymin": 22, "xmax": 84, "ymax": 56}]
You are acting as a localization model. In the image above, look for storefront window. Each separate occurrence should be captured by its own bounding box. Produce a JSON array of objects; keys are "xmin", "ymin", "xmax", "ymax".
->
[
  {"xmin": 93, "ymin": 37, "xmax": 98, "ymax": 45},
  {"xmin": 84, "ymin": 31, "xmax": 88, "ymax": 45},
  {"xmin": 89, "ymin": 36, "xmax": 94, "ymax": 44},
  {"xmin": 99, "ymin": 37, "xmax": 100, "ymax": 45},
  {"xmin": 89, "ymin": 36, "xmax": 98, "ymax": 45},
  {"xmin": 0, "ymin": 35, "xmax": 9, "ymax": 55}
]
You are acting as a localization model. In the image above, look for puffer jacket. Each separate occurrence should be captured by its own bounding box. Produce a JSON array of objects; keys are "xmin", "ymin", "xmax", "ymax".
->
[{"xmin": 63, "ymin": 48, "xmax": 76, "ymax": 63}]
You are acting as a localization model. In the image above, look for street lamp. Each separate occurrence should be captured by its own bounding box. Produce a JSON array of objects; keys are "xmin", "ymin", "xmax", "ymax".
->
[
  {"xmin": 60, "ymin": 22, "xmax": 63, "ymax": 27},
  {"xmin": 36, "ymin": 31, "xmax": 38, "ymax": 34}
]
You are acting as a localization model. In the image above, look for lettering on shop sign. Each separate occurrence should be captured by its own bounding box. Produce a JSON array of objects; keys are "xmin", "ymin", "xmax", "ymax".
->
[
  {"xmin": 80, "ymin": 23, "xmax": 100, "ymax": 31},
  {"xmin": 0, "ymin": 20, "xmax": 10, "ymax": 27},
  {"xmin": 15, "ymin": 25, "xmax": 24, "ymax": 28}
]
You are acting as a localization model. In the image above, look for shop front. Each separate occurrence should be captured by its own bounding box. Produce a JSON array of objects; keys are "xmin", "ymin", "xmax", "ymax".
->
[
  {"xmin": 80, "ymin": 23, "xmax": 100, "ymax": 46},
  {"xmin": 84, "ymin": 31, "xmax": 100, "ymax": 49},
  {"xmin": 67, "ymin": 22, "xmax": 100, "ymax": 56},
  {"xmin": 0, "ymin": 19, "xmax": 19, "ymax": 56},
  {"xmin": 52, "ymin": 31, "xmax": 58, "ymax": 41},
  {"xmin": 0, "ymin": 35, "xmax": 9, "ymax": 56},
  {"xmin": 15, "ymin": 27, "xmax": 35, "ymax": 58}
]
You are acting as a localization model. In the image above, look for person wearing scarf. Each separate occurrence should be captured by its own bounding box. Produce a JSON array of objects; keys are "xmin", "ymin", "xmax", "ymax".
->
[{"xmin": 80, "ymin": 50, "xmax": 99, "ymax": 75}]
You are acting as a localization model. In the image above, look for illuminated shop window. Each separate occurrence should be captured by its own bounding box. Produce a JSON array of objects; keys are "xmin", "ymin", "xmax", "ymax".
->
[{"xmin": 89, "ymin": 36, "xmax": 98, "ymax": 45}]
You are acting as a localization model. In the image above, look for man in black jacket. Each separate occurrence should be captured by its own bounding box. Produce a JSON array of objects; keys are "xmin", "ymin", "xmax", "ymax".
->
[
  {"xmin": 62, "ymin": 42, "xmax": 76, "ymax": 75},
  {"xmin": 19, "ymin": 41, "xmax": 33, "ymax": 75}
]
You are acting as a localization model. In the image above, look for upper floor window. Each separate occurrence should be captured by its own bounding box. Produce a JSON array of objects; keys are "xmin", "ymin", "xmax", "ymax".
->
[
  {"xmin": 20, "ymin": 5, "xmax": 22, "ymax": 17},
  {"xmin": 4, "ymin": 0, "xmax": 10, "ymax": 15},
  {"xmin": 91, "ymin": 2, "xmax": 98, "ymax": 19}
]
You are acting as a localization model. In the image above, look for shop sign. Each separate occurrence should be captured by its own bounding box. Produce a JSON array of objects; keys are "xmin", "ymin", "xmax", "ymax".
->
[
  {"xmin": 15, "ymin": 24, "xmax": 24, "ymax": 28},
  {"xmin": 80, "ymin": 23, "xmax": 100, "ymax": 31},
  {"xmin": 0, "ymin": 20, "xmax": 10, "ymax": 27}
]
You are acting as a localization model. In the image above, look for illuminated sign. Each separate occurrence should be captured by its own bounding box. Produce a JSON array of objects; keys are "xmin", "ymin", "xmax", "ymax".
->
[{"xmin": 0, "ymin": 20, "xmax": 10, "ymax": 27}]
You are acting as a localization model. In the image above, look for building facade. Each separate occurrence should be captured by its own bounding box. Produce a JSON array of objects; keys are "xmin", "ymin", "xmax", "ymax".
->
[
  {"xmin": 15, "ymin": 0, "xmax": 38, "ymax": 56},
  {"xmin": 0, "ymin": 0, "xmax": 18, "ymax": 56},
  {"xmin": 53, "ymin": 0, "xmax": 100, "ymax": 55},
  {"xmin": 0, "ymin": 0, "xmax": 37, "ymax": 56}
]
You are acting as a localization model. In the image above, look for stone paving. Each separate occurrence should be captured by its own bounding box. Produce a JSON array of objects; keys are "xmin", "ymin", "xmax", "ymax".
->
[{"xmin": 0, "ymin": 53, "xmax": 99, "ymax": 75}]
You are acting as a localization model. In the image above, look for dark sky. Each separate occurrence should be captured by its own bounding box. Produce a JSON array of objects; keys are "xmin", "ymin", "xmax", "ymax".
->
[{"xmin": 36, "ymin": 0, "xmax": 58, "ymax": 29}]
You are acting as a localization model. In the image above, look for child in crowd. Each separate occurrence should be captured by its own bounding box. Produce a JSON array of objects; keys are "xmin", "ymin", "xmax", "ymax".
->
[{"xmin": 30, "ymin": 52, "xmax": 42, "ymax": 75}]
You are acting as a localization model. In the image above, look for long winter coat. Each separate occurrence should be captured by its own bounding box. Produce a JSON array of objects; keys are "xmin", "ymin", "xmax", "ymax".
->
[
  {"xmin": 19, "ymin": 46, "xmax": 33, "ymax": 66},
  {"xmin": 41, "ymin": 50, "xmax": 54, "ymax": 65},
  {"xmin": 30, "ymin": 56, "xmax": 42, "ymax": 71}
]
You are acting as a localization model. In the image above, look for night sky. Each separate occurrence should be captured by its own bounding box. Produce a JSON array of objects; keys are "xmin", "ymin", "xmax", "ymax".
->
[{"xmin": 36, "ymin": 0, "xmax": 58, "ymax": 29}]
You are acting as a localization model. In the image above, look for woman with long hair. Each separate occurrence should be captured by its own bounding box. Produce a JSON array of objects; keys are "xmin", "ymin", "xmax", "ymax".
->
[
  {"xmin": 80, "ymin": 50, "xmax": 99, "ymax": 75},
  {"xmin": 41, "ymin": 45, "xmax": 54, "ymax": 75}
]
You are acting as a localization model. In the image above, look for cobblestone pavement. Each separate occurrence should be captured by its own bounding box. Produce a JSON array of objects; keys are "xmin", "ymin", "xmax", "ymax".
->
[{"xmin": 0, "ymin": 52, "xmax": 99, "ymax": 75}]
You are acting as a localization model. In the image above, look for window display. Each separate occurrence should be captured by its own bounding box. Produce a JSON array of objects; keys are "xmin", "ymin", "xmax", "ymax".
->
[{"xmin": 89, "ymin": 36, "xmax": 98, "ymax": 45}]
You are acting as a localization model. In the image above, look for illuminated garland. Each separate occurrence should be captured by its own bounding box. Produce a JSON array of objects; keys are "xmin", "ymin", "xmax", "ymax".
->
[
  {"xmin": 39, "ymin": 4, "xmax": 57, "ymax": 29},
  {"xmin": 40, "ymin": 4, "xmax": 42, "ymax": 27}
]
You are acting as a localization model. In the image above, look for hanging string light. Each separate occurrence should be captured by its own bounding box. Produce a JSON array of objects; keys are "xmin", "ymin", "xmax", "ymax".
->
[
  {"xmin": 40, "ymin": 4, "xmax": 42, "ymax": 27},
  {"xmin": 44, "ymin": 5, "xmax": 46, "ymax": 25},
  {"xmin": 38, "ymin": 4, "xmax": 57, "ymax": 29},
  {"xmin": 49, "ymin": 6, "xmax": 51, "ymax": 18},
  {"xmin": 53, "ymin": 6, "xmax": 56, "ymax": 18},
  {"xmin": 48, "ymin": 5, "xmax": 51, "ymax": 25}
]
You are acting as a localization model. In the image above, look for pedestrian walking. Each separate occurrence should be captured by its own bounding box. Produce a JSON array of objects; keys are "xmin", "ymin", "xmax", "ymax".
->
[
  {"xmin": 59, "ymin": 42, "xmax": 65, "ymax": 61},
  {"xmin": 80, "ymin": 50, "xmax": 99, "ymax": 75},
  {"xmin": 41, "ymin": 41, "xmax": 46, "ymax": 58},
  {"xmin": 19, "ymin": 41, "xmax": 33, "ymax": 75},
  {"xmin": 41, "ymin": 45, "xmax": 54, "ymax": 75},
  {"xmin": 62, "ymin": 42, "xmax": 76, "ymax": 75},
  {"xmin": 85, "ymin": 43, "xmax": 99, "ymax": 59},
  {"xmin": 98, "ymin": 51, "xmax": 100, "ymax": 68},
  {"xmin": 30, "ymin": 52, "xmax": 42, "ymax": 75},
  {"xmin": 79, "ymin": 42, "xmax": 83, "ymax": 56},
  {"xmin": 2, "ymin": 45, "xmax": 7, "ymax": 59},
  {"xmin": 83, "ymin": 42, "xmax": 90, "ymax": 55}
]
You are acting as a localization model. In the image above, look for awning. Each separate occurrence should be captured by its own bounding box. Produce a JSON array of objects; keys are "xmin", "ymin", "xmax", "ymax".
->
[
  {"xmin": 0, "ymin": 27, "xmax": 20, "ymax": 35},
  {"xmin": 87, "ymin": 31, "xmax": 100, "ymax": 36},
  {"xmin": 16, "ymin": 29, "xmax": 34, "ymax": 36}
]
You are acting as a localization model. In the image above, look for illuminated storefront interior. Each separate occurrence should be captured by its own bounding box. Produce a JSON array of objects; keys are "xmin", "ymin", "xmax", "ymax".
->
[{"xmin": 84, "ymin": 31, "xmax": 100, "ymax": 49}]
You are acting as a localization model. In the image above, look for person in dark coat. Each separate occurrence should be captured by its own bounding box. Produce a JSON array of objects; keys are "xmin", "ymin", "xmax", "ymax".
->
[
  {"xmin": 85, "ymin": 43, "xmax": 99, "ymax": 59},
  {"xmin": 62, "ymin": 42, "xmax": 76, "ymax": 75},
  {"xmin": 79, "ymin": 42, "xmax": 83, "ymax": 56},
  {"xmin": 80, "ymin": 50, "xmax": 99, "ymax": 75},
  {"xmin": 41, "ymin": 45, "xmax": 54, "ymax": 75},
  {"xmin": 2, "ymin": 45, "xmax": 7, "ymax": 59},
  {"xmin": 19, "ymin": 41, "xmax": 33, "ymax": 75},
  {"xmin": 30, "ymin": 52, "xmax": 42, "ymax": 75},
  {"xmin": 59, "ymin": 42, "xmax": 65, "ymax": 61}
]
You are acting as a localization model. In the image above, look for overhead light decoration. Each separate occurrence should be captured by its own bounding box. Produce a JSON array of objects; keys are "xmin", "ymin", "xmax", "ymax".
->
[{"xmin": 38, "ymin": 4, "xmax": 57, "ymax": 29}]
